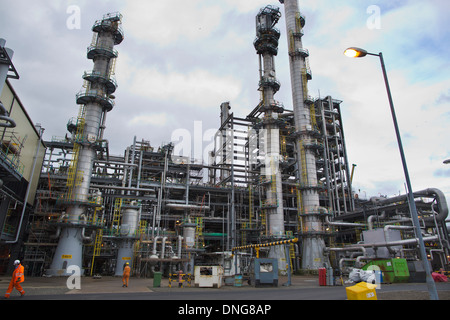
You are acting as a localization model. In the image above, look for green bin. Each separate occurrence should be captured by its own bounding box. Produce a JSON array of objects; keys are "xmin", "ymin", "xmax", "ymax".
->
[
  {"xmin": 153, "ymin": 272, "xmax": 162, "ymax": 287},
  {"xmin": 362, "ymin": 258, "xmax": 409, "ymax": 283}
]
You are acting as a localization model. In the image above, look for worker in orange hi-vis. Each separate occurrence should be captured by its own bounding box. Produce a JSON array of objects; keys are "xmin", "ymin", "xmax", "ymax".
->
[
  {"xmin": 122, "ymin": 262, "xmax": 131, "ymax": 287},
  {"xmin": 4, "ymin": 260, "xmax": 25, "ymax": 299}
]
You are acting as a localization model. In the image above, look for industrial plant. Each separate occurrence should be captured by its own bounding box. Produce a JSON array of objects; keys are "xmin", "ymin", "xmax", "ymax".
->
[{"xmin": 0, "ymin": 0, "xmax": 448, "ymax": 290}]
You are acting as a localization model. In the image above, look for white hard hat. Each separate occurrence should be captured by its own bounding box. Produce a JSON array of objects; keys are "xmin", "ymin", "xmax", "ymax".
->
[{"xmin": 14, "ymin": 260, "xmax": 20, "ymax": 265}]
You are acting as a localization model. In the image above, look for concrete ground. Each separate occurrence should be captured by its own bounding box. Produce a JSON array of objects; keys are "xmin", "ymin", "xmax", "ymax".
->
[{"xmin": 1, "ymin": 274, "xmax": 449, "ymax": 300}]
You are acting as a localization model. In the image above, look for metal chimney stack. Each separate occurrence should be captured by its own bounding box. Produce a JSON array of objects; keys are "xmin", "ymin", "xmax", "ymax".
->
[
  {"xmin": 279, "ymin": 0, "xmax": 329, "ymax": 270},
  {"xmin": 48, "ymin": 13, "xmax": 124, "ymax": 276}
]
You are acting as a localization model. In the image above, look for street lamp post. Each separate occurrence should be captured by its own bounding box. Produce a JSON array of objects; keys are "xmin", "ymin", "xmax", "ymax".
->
[{"xmin": 344, "ymin": 47, "xmax": 439, "ymax": 300}]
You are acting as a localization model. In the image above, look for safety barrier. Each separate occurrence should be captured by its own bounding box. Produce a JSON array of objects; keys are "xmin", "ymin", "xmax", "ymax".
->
[{"xmin": 168, "ymin": 273, "xmax": 193, "ymax": 288}]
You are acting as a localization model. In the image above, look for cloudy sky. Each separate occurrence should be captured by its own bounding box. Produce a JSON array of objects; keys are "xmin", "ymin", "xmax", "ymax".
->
[{"xmin": 1, "ymin": 0, "xmax": 449, "ymax": 203}]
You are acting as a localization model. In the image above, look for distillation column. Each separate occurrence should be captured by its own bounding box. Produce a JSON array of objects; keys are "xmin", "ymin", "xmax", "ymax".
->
[
  {"xmin": 254, "ymin": 6, "xmax": 287, "ymax": 269},
  {"xmin": 279, "ymin": 0, "xmax": 329, "ymax": 269},
  {"xmin": 48, "ymin": 13, "xmax": 124, "ymax": 276}
]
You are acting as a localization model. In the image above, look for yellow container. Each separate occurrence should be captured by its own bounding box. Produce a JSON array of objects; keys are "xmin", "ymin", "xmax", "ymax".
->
[{"xmin": 346, "ymin": 282, "xmax": 378, "ymax": 300}]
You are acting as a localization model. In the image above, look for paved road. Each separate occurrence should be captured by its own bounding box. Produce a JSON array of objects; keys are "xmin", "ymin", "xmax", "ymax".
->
[
  {"xmin": 23, "ymin": 285, "xmax": 348, "ymax": 300},
  {"xmin": 15, "ymin": 283, "xmax": 450, "ymax": 301},
  {"xmin": 3, "ymin": 275, "xmax": 450, "ymax": 301}
]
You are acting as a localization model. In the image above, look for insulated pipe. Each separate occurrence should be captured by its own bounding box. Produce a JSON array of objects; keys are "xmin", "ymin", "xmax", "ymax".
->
[
  {"xmin": 50, "ymin": 214, "xmax": 67, "ymax": 239},
  {"xmin": 327, "ymin": 246, "xmax": 367, "ymax": 256},
  {"xmin": 152, "ymin": 236, "xmax": 160, "ymax": 255},
  {"xmin": 384, "ymin": 224, "xmax": 415, "ymax": 255},
  {"xmin": 165, "ymin": 203, "xmax": 210, "ymax": 211},
  {"xmin": 384, "ymin": 225, "xmax": 414, "ymax": 242},
  {"xmin": 161, "ymin": 237, "xmax": 167, "ymax": 259},
  {"xmin": 80, "ymin": 214, "xmax": 95, "ymax": 242},
  {"xmin": 327, "ymin": 236, "xmax": 438, "ymax": 253},
  {"xmin": 0, "ymin": 39, "xmax": 17, "ymax": 94},
  {"xmin": 371, "ymin": 188, "xmax": 448, "ymax": 223},
  {"xmin": 94, "ymin": 160, "xmax": 138, "ymax": 167},
  {"xmin": 358, "ymin": 236, "xmax": 438, "ymax": 249},
  {"xmin": 325, "ymin": 215, "xmax": 366, "ymax": 228},
  {"xmin": 90, "ymin": 184, "xmax": 155, "ymax": 193},
  {"xmin": 355, "ymin": 256, "xmax": 372, "ymax": 268},
  {"xmin": 178, "ymin": 235, "xmax": 183, "ymax": 258},
  {"xmin": 416, "ymin": 188, "xmax": 448, "ymax": 223},
  {"xmin": 367, "ymin": 211, "xmax": 386, "ymax": 230},
  {"xmin": 339, "ymin": 258, "xmax": 356, "ymax": 271},
  {"xmin": 0, "ymin": 102, "xmax": 16, "ymax": 128}
]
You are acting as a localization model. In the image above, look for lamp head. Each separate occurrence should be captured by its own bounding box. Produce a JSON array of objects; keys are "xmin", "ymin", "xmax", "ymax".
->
[{"xmin": 344, "ymin": 47, "xmax": 368, "ymax": 58}]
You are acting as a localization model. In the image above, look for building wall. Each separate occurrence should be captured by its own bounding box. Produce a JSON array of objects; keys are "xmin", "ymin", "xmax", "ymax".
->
[{"xmin": 0, "ymin": 79, "xmax": 46, "ymax": 205}]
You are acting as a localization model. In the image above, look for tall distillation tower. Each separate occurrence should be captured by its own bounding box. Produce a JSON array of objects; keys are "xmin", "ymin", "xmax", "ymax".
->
[
  {"xmin": 279, "ymin": 0, "xmax": 329, "ymax": 269},
  {"xmin": 48, "ymin": 13, "xmax": 124, "ymax": 276},
  {"xmin": 254, "ymin": 6, "xmax": 287, "ymax": 268}
]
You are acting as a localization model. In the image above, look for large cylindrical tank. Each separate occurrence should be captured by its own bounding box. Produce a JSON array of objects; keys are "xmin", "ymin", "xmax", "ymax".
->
[
  {"xmin": 120, "ymin": 202, "xmax": 140, "ymax": 236},
  {"xmin": 183, "ymin": 223, "xmax": 197, "ymax": 248}
]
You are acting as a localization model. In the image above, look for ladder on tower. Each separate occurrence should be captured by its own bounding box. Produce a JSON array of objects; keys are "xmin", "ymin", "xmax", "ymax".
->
[
  {"xmin": 248, "ymin": 184, "xmax": 254, "ymax": 228},
  {"xmin": 241, "ymin": 222, "xmax": 247, "ymax": 246},
  {"xmin": 286, "ymin": 231, "xmax": 296, "ymax": 272},
  {"xmin": 66, "ymin": 105, "xmax": 86, "ymax": 201},
  {"xmin": 301, "ymin": 68, "xmax": 309, "ymax": 100},
  {"xmin": 289, "ymin": 31, "xmax": 295, "ymax": 54},
  {"xmin": 111, "ymin": 198, "xmax": 122, "ymax": 235},
  {"xmin": 289, "ymin": 243, "xmax": 296, "ymax": 272},
  {"xmin": 299, "ymin": 142, "xmax": 308, "ymax": 187},
  {"xmin": 295, "ymin": 12, "xmax": 304, "ymax": 34},
  {"xmin": 90, "ymin": 229, "xmax": 103, "ymax": 276},
  {"xmin": 269, "ymin": 159, "xmax": 278, "ymax": 207},
  {"xmin": 109, "ymin": 57, "xmax": 117, "ymax": 77},
  {"xmin": 296, "ymin": 187, "xmax": 305, "ymax": 232},
  {"xmin": 309, "ymin": 104, "xmax": 318, "ymax": 130},
  {"xmin": 260, "ymin": 209, "xmax": 267, "ymax": 236},
  {"xmin": 271, "ymin": 175, "xmax": 277, "ymax": 197},
  {"xmin": 280, "ymin": 135, "xmax": 287, "ymax": 159},
  {"xmin": 195, "ymin": 217, "xmax": 205, "ymax": 248}
]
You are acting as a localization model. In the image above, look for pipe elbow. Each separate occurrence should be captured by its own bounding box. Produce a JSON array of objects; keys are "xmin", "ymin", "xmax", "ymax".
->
[{"xmin": 0, "ymin": 102, "xmax": 16, "ymax": 128}]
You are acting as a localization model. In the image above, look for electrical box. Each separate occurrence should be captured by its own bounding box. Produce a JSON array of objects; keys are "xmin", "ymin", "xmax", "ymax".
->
[
  {"xmin": 194, "ymin": 266, "xmax": 224, "ymax": 288},
  {"xmin": 362, "ymin": 228, "xmax": 402, "ymax": 258},
  {"xmin": 253, "ymin": 258, "xmax": 278, "ymax": 287}
]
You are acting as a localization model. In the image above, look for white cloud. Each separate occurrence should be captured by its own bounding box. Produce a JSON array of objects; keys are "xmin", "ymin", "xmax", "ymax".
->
[
  {"xmin": 381, "ymin": 2, "xmax": 441, "ymax": 42},
  {"xmin": 128, "ymin": 113, "xmax": 169, "ymax": 127},
  {"xmin": 122, "ymin": 0, "xmax": 223, "ymax": 46},
  {"xmin": 221, "ymin": 0, "xmax": 275, "ymax": 13},
  {"xmin": 123, "ymin": 65, "xmax": 242, "ymax": 109}
]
